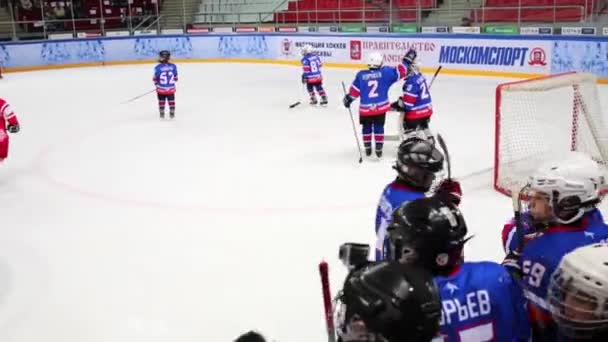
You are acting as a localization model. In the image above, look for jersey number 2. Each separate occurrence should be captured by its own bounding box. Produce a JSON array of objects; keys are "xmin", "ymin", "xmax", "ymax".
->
[
  {"xmin": 368, "ymin": 80, "xmax": 379, "ymax": 98},
  {"xmin": 160, "ymin": 71, "xmax": 175, "ymax": 85}
]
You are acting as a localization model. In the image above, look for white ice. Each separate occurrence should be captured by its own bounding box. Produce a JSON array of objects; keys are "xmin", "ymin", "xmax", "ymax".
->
[{"xmin": 0, "ymin": 63, "xmax": 606, "ymax": 342}]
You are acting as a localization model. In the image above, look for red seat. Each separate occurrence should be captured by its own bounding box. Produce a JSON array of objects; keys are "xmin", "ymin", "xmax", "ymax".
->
[{"xmin": 470, "ymin": 7, "xmax": 584, "ymax": 22}]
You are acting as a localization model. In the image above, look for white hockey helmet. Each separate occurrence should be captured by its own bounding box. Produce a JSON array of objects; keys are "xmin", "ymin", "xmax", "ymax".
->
[
  {"xmin": 367, "ymin": 52, "xmax": 383, "ymax": 69},
  {"xmin": 301, "ymin": 44, "xmax": 313, "ymax": 55},
  {"xmin": 526, "ymin": 151, "xmax": 604, "ymax": 224},
  {"xmin": 548, "ymin": 243, "xmax": 608, "ymax": 338}
]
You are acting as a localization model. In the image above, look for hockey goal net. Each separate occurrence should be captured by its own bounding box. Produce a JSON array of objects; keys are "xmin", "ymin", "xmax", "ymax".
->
[{"xmin": 494, "ymin": 72, "xmax": 608, "ymax": 196}]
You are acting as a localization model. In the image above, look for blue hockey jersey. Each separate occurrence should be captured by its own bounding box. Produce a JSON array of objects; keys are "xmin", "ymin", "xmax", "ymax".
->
[
  {"xmin": 349, "ymin": 65, "xmax": 406, "ymax": 116},
  {"xmin": 502, "ymin": 209, "xmax": 605, "ymax": 254},
  {"xmin": 516, "ymin": 216, "xmax": 608, "ymax": 329},
  {"xmin": 153, "ymin": 62, "xmax": 178, "ymax": 95},
  {"xmin": 375, "ymin": 180, "xmax": 425, "ymax": 261},
  {"xmin": 402, "ymin": 72, "xmax": 433, "ymax": 120},
  {"xmin": 433, "ymin": 262, "xmax": 531, "ymax": 342},
  {"xmin": 301, "ymin": 53, "xmax": 323, "ymax": 84}
]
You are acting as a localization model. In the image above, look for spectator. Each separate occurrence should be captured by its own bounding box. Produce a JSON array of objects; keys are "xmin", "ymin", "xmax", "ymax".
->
[{"xmin": 461, "ymin": 16, "xmax": 472, "ymax": 26}]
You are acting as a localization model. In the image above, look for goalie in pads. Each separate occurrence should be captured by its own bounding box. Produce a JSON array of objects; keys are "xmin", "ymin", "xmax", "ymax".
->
[{"xmin": 391, "ymin": 49, "xmax": 434, "ymax": 143}]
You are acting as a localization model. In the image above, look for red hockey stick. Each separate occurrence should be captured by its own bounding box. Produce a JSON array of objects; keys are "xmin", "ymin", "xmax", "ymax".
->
[{"xmin": 319, "ymin": 260, "xmax": 337, "ymax": 342}]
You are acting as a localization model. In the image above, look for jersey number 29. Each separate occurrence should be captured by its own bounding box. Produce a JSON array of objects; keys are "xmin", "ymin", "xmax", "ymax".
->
[
  {"xmin": 159, "ymin": 71, "xmax": 176, "ymax": 85},
  {"xmin": 420, "ymin": 82, "xmax": 430, "ymax": 99}
]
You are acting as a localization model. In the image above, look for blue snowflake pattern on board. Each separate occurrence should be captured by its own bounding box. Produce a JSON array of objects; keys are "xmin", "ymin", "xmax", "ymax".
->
[{"xmin": 134, "ymin": 37, "xmax": 193, "ymax": 59}]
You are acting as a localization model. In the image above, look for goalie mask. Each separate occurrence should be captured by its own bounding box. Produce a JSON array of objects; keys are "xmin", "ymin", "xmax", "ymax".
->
[
  {"xmin": 337, "ymin": 261, "xmax": 441, "ymax": 342},
  {"xmin": 548, "ymin": 243, "xmax": 608, "ymax": 339},
  {"xmin": 524, "ymin": 152, "xmax": 604, "ymax": 225},
  {"xmin": 394, "ymin": 138, "xmax": 444, "ymax": 192},
  {"xmin": 387, "ymin": 197, "xmax": 469, "ymax": 276}
]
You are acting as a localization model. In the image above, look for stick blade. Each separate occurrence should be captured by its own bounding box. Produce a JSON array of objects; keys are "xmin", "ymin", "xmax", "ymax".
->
[{"xmin": 289, "ymin": 101, "xmax": 301, "ymax": 109}]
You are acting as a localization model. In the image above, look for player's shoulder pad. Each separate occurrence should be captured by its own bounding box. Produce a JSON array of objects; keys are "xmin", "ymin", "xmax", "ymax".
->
[{"xmin": 465, "ymin": 261, "xmax": 513, "ymax": 282}]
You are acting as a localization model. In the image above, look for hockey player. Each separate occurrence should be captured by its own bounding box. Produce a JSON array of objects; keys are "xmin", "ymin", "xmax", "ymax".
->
[
  {"xmin": 375, "ymin": 137, "xmax": 461, "ymax": 261},
  {"xmin": 300, "ymin": 45, "xmax": 327, "ymax": 106},
  {"xmin": 501, "ymin": 153, "xmax": 608, "ymax": 340},
  {"xmin": 336, "ymin": 261, "xmax": 441, "ymax": 342},
  {"xmin": 343, "ymin": 52, "xmax": 408, "ymax": 158},
  {"xmin": 153, "ymin": 50, "xmax": 178, "ymax": 119},
  {"xmin": 387, "ymin": 197, "xmax": 531, "ymax": 342},
  {"xmin": 547, "ymin": 243, "xmax": 608, "ymax": 341},
  {"xmin": 0, "ymin": 97, "xmax": 20, "ymax": 163},
  {"xmin": 390, "ymin": 49, "xmax": 434, "ymax": 142}
]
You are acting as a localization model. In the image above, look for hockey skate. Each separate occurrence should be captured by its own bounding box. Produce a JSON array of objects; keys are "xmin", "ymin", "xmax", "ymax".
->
[
  {"xmin": 169, "ymin": 109, "xmax": 175, "ymax": 119},
  {"xmin": 320, "ymin": 95, "xmax": 328, "ymax": 106},
  {"xmin": 160, "ymin": 111, "xmax": 165, "ymax": 119},
  {"xmin": 365, "ymin": 146, "xmax": 372, "ymax": 157},
  {"xmin": 376, "ymin": 149, "xmax": 383, "ymax": 158},
  {"xmin": 309, "ymin": 96, "xmax": 318, "ymax": 106}
]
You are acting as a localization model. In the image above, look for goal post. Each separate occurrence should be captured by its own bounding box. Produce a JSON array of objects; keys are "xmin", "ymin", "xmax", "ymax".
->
[{"xmin": 494, "ymin": 72, "xmax": 608, "ymax": 196}]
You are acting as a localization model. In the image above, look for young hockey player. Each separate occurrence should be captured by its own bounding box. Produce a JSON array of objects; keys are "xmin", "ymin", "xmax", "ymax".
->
[
  {"xmin": 0, "ymin": 97, "xmax": 20, "ymax": 163},
  {"xmin": 300, "ymin": 45, "xmax": 327, "ymax": 106},
  {"xmin": 387, "ymin": 197, "xmax": 531, "ymax": 341},
  {"xmin": 547, "ymin": 243, "xmax": 608, "ymax": 341},
  {"xmin": 390, "ymin": 49, "xmax": 434, "ymax": 142},
  {"xmin": 343, "ymin": 52, "xmax": 408, "ymax": 158},
  {"xmin": 501, "ymin": 152, "xmax": 608, "ymax": 340},
  {"xmin": 153, "ymin": 50, "xmax": 178, "ymax": 119},
  {"xmin": 375, "ymin": 137, "xmax": 461, "ymax": 261},
  {"xmin": 336, "ymin": 261, "xmax": 441, "ymax": 342}
]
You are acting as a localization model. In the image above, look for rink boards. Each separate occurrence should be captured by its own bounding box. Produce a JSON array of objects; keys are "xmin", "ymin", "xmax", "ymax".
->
[{"xmin": 0, "ymin": 33, "xmax": 607, "ymax": 83}]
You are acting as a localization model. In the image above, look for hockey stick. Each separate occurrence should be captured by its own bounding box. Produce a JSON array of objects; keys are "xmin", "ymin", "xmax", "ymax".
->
[
  {"xmin": 436, "ymin": 133, "xmax": 451, "ymax": 179},
  {"xmin": 289, "ymin": 83, "xmax": 307, "ymax": 109},
  {"xmin": 122, "ymin": 89, "xmax": 155, "ymax": 104},
  {"xmin": 319, "ymin": 260, "xmax": 337, "ymax": 342},
  {"xmin": 428, "ymin": 65, "xmax": 442, "ymax": 89},
  {"xmin": 341, "ymin": 81, "xmax": 364, "ymax": 164},
  {"xmin": 511, "ymin": 185, "xmax": 527, "ymax": 255}
]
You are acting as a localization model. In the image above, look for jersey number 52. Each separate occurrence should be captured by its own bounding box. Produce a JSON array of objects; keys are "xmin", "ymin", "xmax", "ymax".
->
[{"xmin": 159, "ymin": 71, "xmax": 176, "ymax": 85}]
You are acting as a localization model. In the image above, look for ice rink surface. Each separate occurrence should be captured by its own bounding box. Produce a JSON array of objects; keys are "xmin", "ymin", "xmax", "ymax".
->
[{"xmin": 0, "ymin": 63, "xmax": 606, "ymax": 341}]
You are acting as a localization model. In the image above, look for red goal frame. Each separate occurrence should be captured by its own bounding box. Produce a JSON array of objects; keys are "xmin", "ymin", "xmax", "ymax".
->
[{"xmin": 493, "ymin": 71, "xmax": 580, "ymax": 197}]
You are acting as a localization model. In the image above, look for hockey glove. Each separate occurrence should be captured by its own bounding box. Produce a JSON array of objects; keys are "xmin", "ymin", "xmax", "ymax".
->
[
  {"xmin": 390, "ymin": 99, "xmax": 405, "ymax": 112},
  {"xmin": 7, "ymin": 124, "xmax": 19, "ymax": 134},
  {"xmin": 502, "ymin": 251, "xmax": 523, "ymax": 280},
  {"xmin": 301, "ymin": 75, "xmax": 306, "ymax": 84},
  {"xmin": 343, "ymin": 94, "xmax": 355, "ymax": 108},
  {"xmin": 435, "ymin": 179, "xmax": 462, "ymax": 206},
  {"xmin": 403, "ymin": 48, "xmax": 417, "ymax": 65}
]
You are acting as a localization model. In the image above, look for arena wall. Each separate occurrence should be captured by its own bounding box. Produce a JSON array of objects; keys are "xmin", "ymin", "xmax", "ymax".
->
[{"xmin": 0, "ymin": 33, "xmax": 606, "ymax": 83}]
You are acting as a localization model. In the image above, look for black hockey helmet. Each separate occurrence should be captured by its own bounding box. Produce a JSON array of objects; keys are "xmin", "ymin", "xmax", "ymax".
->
[
  {"xmin": 394, "ymin": 138, "xmax": 444, "ymax": 191},
  {"xmin": 340, "ymin": 261, "xmax": 441, "ymax": 342},
  {"xmin": 159, "ymin": 50, "xmax": 171, "ymax": 62},
  {"xmin": 387, "ymin": 197, "xmax": 469, "ymax": 276}
]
